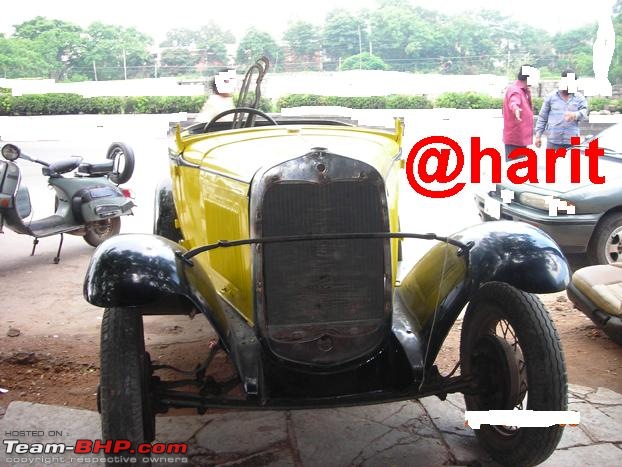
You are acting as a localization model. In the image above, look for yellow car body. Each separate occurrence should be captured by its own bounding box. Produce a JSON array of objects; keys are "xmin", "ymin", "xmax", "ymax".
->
[
  {"xmin": 170, "ymin": 121, "xmax": 404, "ymax": 326},
  {"xmin": 82, "ymin": 59, "xmax": 574, "ymax": 465}
]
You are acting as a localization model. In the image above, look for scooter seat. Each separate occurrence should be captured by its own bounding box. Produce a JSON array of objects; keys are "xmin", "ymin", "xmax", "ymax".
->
[
  {"xmin": 43, "ymin": 156, "xmax": 82, "ymax": 176},
  {"xmin": 568, "ymin": 264, "xmax": 622, "ymax": 345},
  {"xmin": 78, "ymin": 160, "xmax": 114, "ymax": 176}
]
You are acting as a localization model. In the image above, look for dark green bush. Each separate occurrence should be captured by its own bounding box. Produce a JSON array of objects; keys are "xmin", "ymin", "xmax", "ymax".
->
[
  {"xmin": 83, "ymin": 96, "xmax": 125, "ymax": 114},
  {"xmin": 276, "ymin": 94, "xmax": 322, "ymax": 108},
  {"xmin": 316, "ymin": 96, "xmax": 388, "ymax": 109},
  {"xmin": 434, "ymin": 92, "xmax": 502, "ymax": 109},
  {"xmin": 532, "ymin": 97, "xmax": 543, "ymax": 114},
  {"xmin": 10, "ymin": 95, "xmax": 48, "ymax": 115},
  {"xmin": 278, "ymin": 93, "xmax": 471, "ymax": 110},
  {"xmin": 386, "ymin": 94, "xmax": 433, "ymax": 109},
  {"xmin": 185, "ymin": 96, "xmax": 207, "ymax": 113},
  {"xmin": 587, "ymin": 96, "xmax": 622, "ymax": 112},
  {"xmin": 0, "ymin": 94, "xmax": 207, "ymax": 115},
  {"xmin": 606, "ymin": 99, "xmax": 622, "ymax": 112},
  {"xmin": 0, "ymin": 91, "xmax": 557, "ymax": 115},
  {"xmin": 0, "ymin": 94, "xmax": 12, "ymax": 115},
  {"xmin": 341, "ymin": 53, "xmax": 388, "ymax": 71},
  {"xmin": 13, "ymin": 93, "xmax": 83, "ymax": 114},
  {"xmin": 588, "ymin": 96, "xmax": 609, "ymax": 111},
  {"xmin": 234, "ymin": 92, "xmax": 274, "ymax": 113}
]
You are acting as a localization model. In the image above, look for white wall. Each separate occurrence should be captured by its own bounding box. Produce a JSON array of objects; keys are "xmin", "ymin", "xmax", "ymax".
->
[{"xmin": 1, "ymin": 71, "xmax": 509, "ymax": 99}]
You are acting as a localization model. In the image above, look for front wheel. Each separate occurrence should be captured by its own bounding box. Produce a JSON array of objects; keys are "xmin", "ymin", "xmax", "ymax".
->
[
  {"xmin": 460, "ymin": 282, "xmax": 567, "ymax": 467},
  {"xmin": 84, "ymin": 217, "xmax": 121, "ymax": 247},
  {"xmin": 100, "ymin": 308, "xmax": 155, "ymax": 466}
]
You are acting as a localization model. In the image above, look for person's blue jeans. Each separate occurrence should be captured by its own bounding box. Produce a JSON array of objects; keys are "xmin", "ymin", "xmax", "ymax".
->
[
  {"xmin": 505, "ymin": 144, "xmax": 528, "ymax": 161},
  {"xmin": 546, "ymin": 142, "xmax": 572, "ymax": 150}
]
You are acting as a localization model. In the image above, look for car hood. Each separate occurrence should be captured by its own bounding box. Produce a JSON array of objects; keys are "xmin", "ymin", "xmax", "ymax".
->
[
  {"xmin": 177, "ymin": 125, "xmax": 401, "ymax": 184},
  {"xmin": 509, "ymin": 155, "xmax": 622, "ymax": 195}
]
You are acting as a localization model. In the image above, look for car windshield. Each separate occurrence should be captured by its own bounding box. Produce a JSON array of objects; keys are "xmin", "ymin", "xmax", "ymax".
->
[{"xmin": 587, "ymin": 125, "xmax": 622, "ymax": 156}]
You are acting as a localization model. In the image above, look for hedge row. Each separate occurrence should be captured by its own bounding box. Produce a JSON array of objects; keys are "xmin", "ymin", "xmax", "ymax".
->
[
  {"xmin": 276, "ymin": 92, "xmax": 548, "ymax": 112},
  {"xmin": 0, "ymin": 93, "xmax": 206, "ymax": 116},
  {"xmin": 277, "ymin": 94, "xmax": 433, "ymax": 109},
  {"xmin": 0, "ymin": 91, "xmax": 570, "ymax": 115},
  {"xmin": 587, "ymin": 96, "xmax": 622, "ymax": 112}
]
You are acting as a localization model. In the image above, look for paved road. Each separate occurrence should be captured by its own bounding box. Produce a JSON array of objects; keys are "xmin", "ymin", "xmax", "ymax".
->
[
  {"xmin": 0, "ymin": 135, "xmax": 170, "ymax": 270},
  {"xmin": 5, "ymin": 112, "xmax": 607, "ymax": 467},
  {"xmin": 1, "ymin": 111, "xmax": 487, "ymax": 271},
  {"xmin": 1, "ymin": 384, "xmax": 622, "ymax": 466}
]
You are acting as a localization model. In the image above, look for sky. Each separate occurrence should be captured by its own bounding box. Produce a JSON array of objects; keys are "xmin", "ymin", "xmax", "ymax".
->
[{"xmin": 0, "ymin": 0, "xmax": 615, "ymax": 44}]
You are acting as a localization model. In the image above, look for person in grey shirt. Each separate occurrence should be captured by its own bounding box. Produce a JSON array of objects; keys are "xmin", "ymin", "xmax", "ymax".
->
[{"xmin": 535, "ymin": 69, "xmax": 588, "ymax": 150}]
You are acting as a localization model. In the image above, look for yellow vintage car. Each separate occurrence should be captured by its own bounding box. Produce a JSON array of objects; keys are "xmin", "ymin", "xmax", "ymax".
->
[{"xmin": 84, "ymin": 59, "xmax": 572, "ymax": 466}]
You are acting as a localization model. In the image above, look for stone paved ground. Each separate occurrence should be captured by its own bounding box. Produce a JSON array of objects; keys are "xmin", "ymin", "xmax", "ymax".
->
[{"xmin": 1, "ymin": 384, "xmax": 621, "ymax": 466}]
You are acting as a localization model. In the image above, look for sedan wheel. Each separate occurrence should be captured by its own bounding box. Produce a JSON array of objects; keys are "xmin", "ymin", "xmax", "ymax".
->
[
  {"xmin": 604, "ymin": 226, "xmax": 622, "ymax": 263},
  {"xmin": 588, "ymin": 212, "xmax": 622, "ymax": 265}
]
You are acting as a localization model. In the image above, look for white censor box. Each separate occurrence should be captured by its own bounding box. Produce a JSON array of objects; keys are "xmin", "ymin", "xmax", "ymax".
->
[{"xmin": 465, "ymin": 410, "xmax": 580, "ymax": 429}]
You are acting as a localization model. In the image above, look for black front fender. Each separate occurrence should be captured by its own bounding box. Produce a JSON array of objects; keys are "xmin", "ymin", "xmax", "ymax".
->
[
  {"xmin": 83, "ymin": 234, "xmax": 217, "ymax": 313},
  {"xmin": 455, "ymin": 221, "xmax": 570, "ymax": 294},
  {"xmin": 398, "ymin": 221, "xmax": 569, "ymax": 367}
]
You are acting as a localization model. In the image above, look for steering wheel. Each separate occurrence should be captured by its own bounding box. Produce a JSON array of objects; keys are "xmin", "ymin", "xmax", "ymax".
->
[{"xmin": 203, "ymin": 107, "xmax": 278, "ymax": 133}]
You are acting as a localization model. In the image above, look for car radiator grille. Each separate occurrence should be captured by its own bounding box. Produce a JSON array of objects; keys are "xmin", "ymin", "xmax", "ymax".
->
[{"xmin": 262, "ymin": 181, "xmax": 385, "ymax": 327}]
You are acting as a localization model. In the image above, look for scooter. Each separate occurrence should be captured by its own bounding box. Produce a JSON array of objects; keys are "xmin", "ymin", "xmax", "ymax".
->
[{"xmin": 0, "ymin": 142, "xmax": 135, "ymax": 263}]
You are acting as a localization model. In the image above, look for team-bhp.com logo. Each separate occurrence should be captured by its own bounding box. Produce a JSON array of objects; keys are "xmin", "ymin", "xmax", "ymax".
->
[
  {"xmin": 4, "ymin": 439, "xmax": 188, "ymax": 463},
  {"xmin": 405, "ymin": 136, "xmax": 605, "ymax": 199}
]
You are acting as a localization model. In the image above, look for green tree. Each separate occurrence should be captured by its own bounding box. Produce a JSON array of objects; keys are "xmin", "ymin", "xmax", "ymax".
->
[
  {"xmin": 159, "ymin": 23, "xmax": 234, "ymax": 76},
  {"xmin": 511, "ymin": 23, "xmax": 553, "ymax": 72},
  {"xmin": 196, "ymin": 23, "xmax": 235, "ymax": 63},
  {"xmin": 283, "ymin": 21, "xmax": 320, "ymax": 68},
  {"xmin": 322, "ymin": 9, "xmax": 368, "ymax": 64},
  {"xmin": 403, "ymin": 10, "xmax": 452, "ymax": 72},
  {"xmin": 553, "ymin": 25, "xmax": 597, "ymax": 56},
  {"xmin": 439, "ymin": 13, "xmax": 503, "ymax": 74},
  {"xmin": 79, "ymin": 22, "xmax": 153, "ymax": 80},
  {"xmin": 159, "ymin": 49, "xmax": 200, "ymax": 76},
  {"xmin": 160, "ymin": 28, "xmax": 198, "ymax": 47},
  {"xmin": 236, "ymin": 28, "xmax": 280, "ymax": 68},
  {"xmin": 574, "ymin": 53, "xmax": 594, "ymax": 77},
  {"xmin": 609, "ymin": 1, "xmax": 622, "ymax": 83},
  {"xmin": 0, "ymin": 36, "xmax": 48, "ymax": 78},
  {"xmin": 13, "ymin": 16, "xmax": 85, "ymax": 80},
  {"xmin": 369, "ymin": 2, "xmax": 451, "ymax": 71},
  {"xmin": 340, "ymin": 52, "xmax": 387, "ymax": 70}
]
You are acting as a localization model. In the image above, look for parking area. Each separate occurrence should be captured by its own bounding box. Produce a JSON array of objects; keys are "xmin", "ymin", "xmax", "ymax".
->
[{"xmin": 1, "ymin": 111, "xmax": 621, "ymax": 466}]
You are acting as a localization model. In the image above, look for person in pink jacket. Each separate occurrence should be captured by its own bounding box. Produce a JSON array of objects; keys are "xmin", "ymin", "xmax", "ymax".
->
[{"xmin": 503, "ymin": 65, "xmax": 536, "ymax": 160}]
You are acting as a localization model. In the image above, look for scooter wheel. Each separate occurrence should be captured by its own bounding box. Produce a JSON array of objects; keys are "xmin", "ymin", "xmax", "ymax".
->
[
  {"xmin": 106, "ymin": 142, "xmax": 135, "ymax": 185},
  {"xmin": 84, "ymin": 217, "xmax": 121, "ymax": 247}
]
